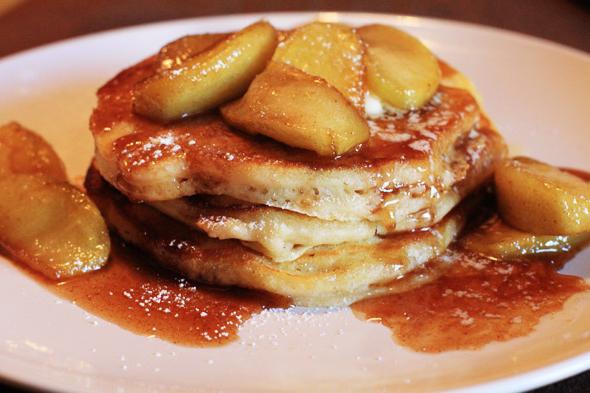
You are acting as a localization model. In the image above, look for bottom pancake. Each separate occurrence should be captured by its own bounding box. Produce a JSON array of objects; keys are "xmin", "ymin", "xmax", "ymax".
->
[{"xmin": 86, "ymin": 168, "xmax": 475, "ymax": 307}]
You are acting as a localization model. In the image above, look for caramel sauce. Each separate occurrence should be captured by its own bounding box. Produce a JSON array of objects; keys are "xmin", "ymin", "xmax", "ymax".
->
[
  {"xmin": 352, "ymin": 172, "xmax": 590, "ymax": 352},
  {"xmin": 563, "ymin": 167, "xmax": 590, "ymax": 181},
  {"xmin": 352, "ymin": 249, "xmax": 588, "ymax": 352},
  {"xmin": 5, "ymin": 170, "xmax": 590, "ymax": 351},
  {"xmin": 3, "ymin": 186, "xmax": 589, "ymax": 351},
  {"xmin": 437, "ymin": 59, "xmax": 458, "ymax": 78},
  {"xmin": 5, "ymin": 240, "xmax": 287, "ymax": 347}
]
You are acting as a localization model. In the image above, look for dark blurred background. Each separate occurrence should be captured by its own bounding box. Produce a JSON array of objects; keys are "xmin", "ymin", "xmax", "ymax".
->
[
  {"xmin": 0, "ymin": 1, "xmax": 588, "ymax": 392},
  {"xmin": 0, "ymin": 0, "xmax": 589, "ymax": 57}
]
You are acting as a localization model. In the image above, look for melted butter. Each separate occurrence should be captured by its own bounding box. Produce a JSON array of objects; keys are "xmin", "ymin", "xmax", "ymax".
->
[
  {"xmin": 363, "ymin": 92, "xmax": 406, "ymax": 119},
  {"xmin": 364, "ymin": 92, "xmax": 386, "ymax": 118}
]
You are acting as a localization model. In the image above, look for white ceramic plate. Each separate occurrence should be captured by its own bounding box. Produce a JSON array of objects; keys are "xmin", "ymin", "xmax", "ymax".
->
[{"xmin": 1, "ymin": 12, "xmax": 589, "ymax": 393}]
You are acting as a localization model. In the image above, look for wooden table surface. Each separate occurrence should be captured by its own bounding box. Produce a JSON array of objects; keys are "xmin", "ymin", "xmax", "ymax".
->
[{"xmin": 0, "ymin": 1, "xmax": 589, "ymax": 392}]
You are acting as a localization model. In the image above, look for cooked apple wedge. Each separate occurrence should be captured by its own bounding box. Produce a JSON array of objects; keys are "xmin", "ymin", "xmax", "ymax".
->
[
  {"xmin": 358, "ymin": 24, "xmax": 441, "ymax": 110},
  {"xmin": 221, "ymin": 62, "xmax": 369, "ymax": 156},
  {"xmin": 0, "ymin": 122, "xmax": 67, "ymax": 181},
  {"xmin": 134, "ymin": 21, "xmax": 277, "ymax": 121},
  {"xmin": 159, "ymin": 33, "xmax": 228, "ymax": 69},
  {"xmin": 0, "ymin": 174, "xmax": 110, "ymax": 280},
  {"xmin": 495, "ymin": 157, "xmax": 590, "ymax": 234},
  {"xmin": 273, "ymin": 22, "xmax": 365, "ymax": 108},
  {"xmin": 461, "ymin": 215, "xmax": 589, "ymax": 259}
]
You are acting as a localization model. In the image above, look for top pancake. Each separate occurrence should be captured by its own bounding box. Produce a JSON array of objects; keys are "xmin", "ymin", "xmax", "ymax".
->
[{"xmin": 91, "ymin": 56, "xmax": 490, "ymax": 222}]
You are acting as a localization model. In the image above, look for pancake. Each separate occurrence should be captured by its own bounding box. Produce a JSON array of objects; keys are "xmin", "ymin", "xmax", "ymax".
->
[
  {"xmin": 151, "ymin": 195, "xmax": 378, "ymax": 263},
  {"xmin": 85, "ymin": 167, "xmax": 474, "ymax": 306},
  {"xmin": 91, "ymin": 56, "xmax": 497, "ymax": 226},
  {"xmin": 149, "ymin": 125, "xmax": 505, "ymax": 262}
]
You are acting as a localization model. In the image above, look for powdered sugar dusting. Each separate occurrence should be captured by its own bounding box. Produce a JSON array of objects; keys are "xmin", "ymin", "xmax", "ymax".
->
[
  {"xmin": 379, "ymin": 132, "xmax": 412, "ymax": 143},
  {"xmin": 367, "ymin": 89, "xmax": 477, "ymax": 150},
  {"xmin": 409, "ymin": 140, "xmax": 431, "ymax": 152}
]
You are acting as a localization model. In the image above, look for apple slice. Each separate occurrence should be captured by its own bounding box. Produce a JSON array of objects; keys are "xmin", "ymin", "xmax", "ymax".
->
[
  {"xmin": 461, "ymin": 216, "xmax": 589, "ymax": 259},
  {"xmin": 134, "ymin": 21, "xmax": 277, "ymax": 121},
  {"xmin": 158, "ymin": 33, "xmax": 228, "ymax": 69},
  {"xmin": 495, "ymin": 157, "xmax": 590, "ymax": 234},
  {"xmin": 221, "ymin": 62, "xmax": 369, "ymax": 156},
  {"xmin": 0, "ymin": 174, "xmax": 110, "ymax": 280},
  {"xmin": 273, "ymin": 22, "xmax": 365, "ymax": 109},
  {"xmin": 0, "ymin": 122, "xmax": 67, "ymax": 181},
  {"xmin": 358, "ymin": 24, "xmax": 441, "ymax": 110}
]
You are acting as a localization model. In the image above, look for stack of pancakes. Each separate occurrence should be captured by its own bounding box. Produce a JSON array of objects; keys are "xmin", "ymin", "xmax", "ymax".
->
[{"xmin": 86, "ymin": 41, "xmax": 506, "ymax": 306}]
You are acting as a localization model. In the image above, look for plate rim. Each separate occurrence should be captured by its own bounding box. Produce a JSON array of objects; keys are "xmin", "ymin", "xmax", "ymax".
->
[
  {"xmin": 1, "ymin": 11, "xmax": 590, "ymax": 393},
  {"xmin": 1, "ymin": 11, "xmax": 588, "ymax": 64}
]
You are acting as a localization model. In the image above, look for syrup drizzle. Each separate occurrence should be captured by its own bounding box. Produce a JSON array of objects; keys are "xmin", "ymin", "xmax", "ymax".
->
[
  {"xmin": 11, "ymin": 240, "xmax": 288, "ymax": 347},
  {"xmin": 352, "ymin": 249, "xmax": 588, "ymax": 352}
]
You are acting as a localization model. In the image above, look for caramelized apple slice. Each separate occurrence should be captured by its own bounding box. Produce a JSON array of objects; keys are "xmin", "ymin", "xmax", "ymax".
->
[
  {"xmin": 273, "ymin": 22, "xmax": 365, "ymax": 108},
  {"xmin": 134, "ymin": 21, "xmax": 277, "ymax": 121},
  {"xmin": 0, "ymin": 122, "xmax": 67, "ymax": 181},
  {"xmin": 462, "ymin": 215, "xmax": 589, "ymax": 259},
  {"xmin": 0, "ymin": 175, "xmax": 110, "ymax": 279},
  {"xmin": 358, "ymin": 24, "xmax": 441, "ymax": 110},
  {"xmin": 496, "ymin": 157, "xmax": 590, "ymax": 234},
  {"xmin": 158, "ymin": 33, "xmax": 228, "ymax": 69},
  {"xmin": 221, "ymin": 62, "xmax": 369, "ymax": 156}
]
